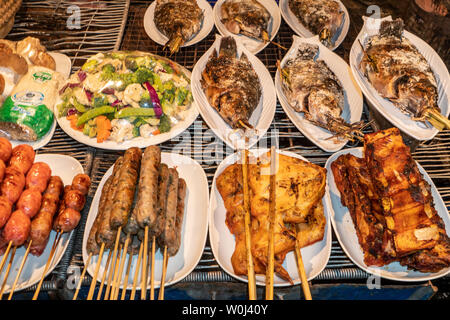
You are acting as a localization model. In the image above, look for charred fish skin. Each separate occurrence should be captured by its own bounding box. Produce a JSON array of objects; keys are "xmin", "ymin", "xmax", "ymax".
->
[
  {"xmin": 154, "ymin": 0, "xmax": 204, "ymax": 53},
  {"xmin": 221, "ymin": 0, "xmax": 271, "ymax": 42},
  {"xmin": 359, "ymin": 19, "xmax": 448, "ymax": 129},
  {"xmin": 280, "ymin": 43, "xmax": 363, "ymax": 140},
  {"xmin": 201, "ymin": 36, "xmax": 261, "ymax": 129},
  {"xmin": 288, "ymin": 0, "xmax": 344, "ymax": 47}
]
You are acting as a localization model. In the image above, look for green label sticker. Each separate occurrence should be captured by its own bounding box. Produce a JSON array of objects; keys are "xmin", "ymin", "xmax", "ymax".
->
[{"xmin": 32, "ymin": 71, "xmax": 53, "ymax": 82}]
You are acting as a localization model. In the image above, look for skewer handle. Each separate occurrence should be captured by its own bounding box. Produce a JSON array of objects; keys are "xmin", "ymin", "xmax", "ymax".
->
[
  {"xmin": 73, "ymin": 252, "xmax": 92, "ymax": 300},
  {"xmin": 8, "ymin": 241, "xmax": 32, "ymax": 300},
  {"xmin": 295, "ymin": 241, "xmax": 312, "ymax": 300},
  {"xmin": 87, "ymin": 242, "xmax": 106, "ymax": 300},
  {"xmin": 158, "ymin": 245, "xmax": 168, "ymax": 300}
]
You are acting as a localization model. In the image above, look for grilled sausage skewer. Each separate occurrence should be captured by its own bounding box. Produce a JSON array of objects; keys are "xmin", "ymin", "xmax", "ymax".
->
[
  {"xmin": 158, "ymin": 167, "xmax": 179, "ymax": 300},
  {"xmin": 131, "ymin": 146, "xmax": 160, "ymax": 300}
]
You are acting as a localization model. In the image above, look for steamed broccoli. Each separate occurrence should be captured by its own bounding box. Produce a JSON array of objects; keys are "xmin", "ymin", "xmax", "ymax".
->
[{"xmin": 158, "ymin": 114, "xmax": 171, "ymax": 133}]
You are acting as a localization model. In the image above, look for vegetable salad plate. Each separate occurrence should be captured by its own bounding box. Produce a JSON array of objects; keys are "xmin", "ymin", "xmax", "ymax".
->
[{"xmin": 56, "ymin": 51, "xmax": 199, "ymax": 150}]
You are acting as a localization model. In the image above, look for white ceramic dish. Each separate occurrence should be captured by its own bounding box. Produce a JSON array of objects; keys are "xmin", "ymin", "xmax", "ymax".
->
[
  {"xmin": 0, "ymin": 154, "xmax": 84, "ymax": 294},
  {"xmin": 325, "ymin": 147, "xmax": 450, "ymax": 282},
  {"xmin": 209, "ymin": 148, "xmax": 332, "ymax": 286},
  {"xmin": 191, "ymin": 34, "xmax": 277, "ymax": 150},
  {"xmin": 279, "ymin": 0, "xmax": 349, "ymax": 51},
  {"xmin": 275, "ymin": 35, "xmax": 363, "ymax": 152},
  {"xmin": 55, "ymin": 60, "xmax": 199, "ymax": 151},
  {"xmin": 213, "ymin": 0, "xmax": 281, "ymax": 54},
  {"xmin": 143, "ymin": 0, "xmax": 214, "ymax": 48},
  {"xmin": 349, "ymin": 16, "xmax": 450, "ymax": 141},
  {"xmin": 82, "ymin": 152, "xmax": 209, "ymax": 289},
  {"xmin": 9, "ymin": 52, "xmax": 72, "ymax": 150}
]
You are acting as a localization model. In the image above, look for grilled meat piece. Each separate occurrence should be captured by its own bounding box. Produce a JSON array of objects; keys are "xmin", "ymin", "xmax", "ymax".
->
[
  {"xmin": 360, "ymin": 18, "xmax": 450, "ymax": 130},
  {"xmin": 364, "ymin": 128, "xmax": 444, "ymax": 257},
  {"xmin": 331, "ymin": 127, "xmax": 450, "ymax": 272},
  {"xmin": 280, "ymin": 43, "xmax": 364, "ymax": 141},
  {"xmin": 221, "ymin": 0, "xmax": 271, "ymax": 42},
  {"xmin": 154, "ymin": 0, "xmax": 204, "ymax": 54},
  {"xmin": 288, "ymin": 0, "xmax": 344, "ymax": 47},
  {"xmin": 201, "ymin": 36, "xmax": 261, "ymax": 129}
]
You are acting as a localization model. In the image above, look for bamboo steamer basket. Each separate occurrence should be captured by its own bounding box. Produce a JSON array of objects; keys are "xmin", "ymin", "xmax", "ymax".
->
[{"xmin": 0, "ymin": 0, "xmax": 22, "ymax": 38}]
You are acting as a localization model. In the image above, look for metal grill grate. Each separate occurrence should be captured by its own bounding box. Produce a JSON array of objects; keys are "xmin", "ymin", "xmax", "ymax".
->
[{"xmin": 6, "ymin": 0, "xmax": 130, "ymax": 70}]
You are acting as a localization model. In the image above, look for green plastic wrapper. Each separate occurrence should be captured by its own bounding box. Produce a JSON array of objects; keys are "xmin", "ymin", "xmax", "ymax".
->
[{"xmin": 0, "ymin": 66, "xmax": 63, "ymax": 141}]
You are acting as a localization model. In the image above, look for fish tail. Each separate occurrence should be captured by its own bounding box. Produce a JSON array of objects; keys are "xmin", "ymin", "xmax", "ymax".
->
[
  {"xmin": 425, "ymin": 108, "xmax": 450, "ymax": 131},
  {"xmin": 319, "ymin": 28, "xmax": 332, "ymax": 47},
  {"xmin": 219, "ymin": 36, "xmax": 238, "ymax": 58},
  {"xmin": 325, "ymin": 118, "xmax": 369, "ymax": 142}
]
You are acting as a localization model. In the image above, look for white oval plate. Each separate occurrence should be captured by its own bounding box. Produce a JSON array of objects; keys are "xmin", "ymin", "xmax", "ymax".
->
[
  {"xmin": 279, "ymin": 0, "xmax": 349, "ymax": 51},
  {"xmin": 209, "ymin": 148, "xmax": 332, "ymax": 286},
  {"xmin": 0, "ymin": 154, "xmax": 84, "ymax": 294},
  {"xmin": 213, "ymin": 0, "xmax": 281, "ymax": 54},
  {"xmin": 55, "ymin": 64, "xmax": 199, "ymax": 151},
  {"xmin": 349, "ymin": 16, "xmax": 450, "ymax": 141},
  {"xmin": 275, "ymin": 35, "xmax": 363, "ymax": 152},
  {"xmin": 143, "ymin": 0, "xmax": 214, "ymax": 48},
  {"xmin": 325, "ymin": 147, "xmax": 450, "ymax": 282},
  {"xmin": 9, "ymin": 52, "xmax": 72, "ymax": 150},
  {"xmin": 82, "ymin": 152, "xmax": 209, "ymax": 290},
  {"xmin": 191, "ymin": 34, "xmax": 277, "ymax": 150}
]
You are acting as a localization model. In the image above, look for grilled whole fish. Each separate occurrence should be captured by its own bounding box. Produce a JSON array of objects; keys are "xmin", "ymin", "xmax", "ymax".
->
[
  {"xmin": 221, "ymin": 0, "xmax": 271, "ymax": 42},
  {"xmin": 288, "ymin": 0, "xmax": 344, "ymax": 47},
  {"xmin": 280, "ymin": 43, "xmax": 364, "ymax": 141},
  {"xmin": 359, "ymin": 18, "xmax": 450, "ymax": 130},
  {"xmin": 154, "ymin": 0, "xmax": 204, "ymax": 54},
  {"xmin": 201, "ymin": 36, "xmax": 261, "ymax": 129}
]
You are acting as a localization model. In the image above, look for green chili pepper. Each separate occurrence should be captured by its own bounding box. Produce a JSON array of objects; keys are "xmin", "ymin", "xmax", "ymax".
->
[
  {"xmin": 76, "ymin": 106, "xmax": 115, "ymax": 126},
  {"xmin": 73, "ymin": 97, "xmax": 88, "ymax": 113},
  {"xmin": 115, "ymin": 107, "xmax": 156, "ymax": 119}
]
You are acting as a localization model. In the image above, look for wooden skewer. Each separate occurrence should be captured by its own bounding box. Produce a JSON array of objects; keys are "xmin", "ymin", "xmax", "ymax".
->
[
  {"xmin": 294, "ymin": 238, "xmax": 312, "ymax": 300},
  {"xmin": 242, "ymin": 148, "xmax": 257, "ymax": 300},
  {"xmin": 120, "ymin": 247, "xmax": 134, "ymax": 300},
  {"xmin": 265, "ymin": 146, "xmax": 277, "ymax": 300},
  {"xmin": 104, "ymin": 227, "xmax": 122, "ymax": 300},
  {"xmin": 96, "ymin": 249, "xmax": 113, "ymax": 300},
  {"xmin": 8, "ymin": 241, "xmax": 32, "ymax": 300},
  {"xmin": 0, "ymin": 246, "xmax": 16, "ymax": 299},
  {"xmin": 130, "ymin": 241, "xmax": 143, "ymax": 300},
  {"xmin": 150, "ymin": 235, "xmax": 156, "ymax": 300},
  {"xmin": 112, "ymin": 235, "xmax": 130, "ymax": 300},
  {"xmin": 108, "ymin": 243, "xmax": 123, "ymax": 300},
  {"xmin": 0, "ymin": 241, "xmax": 13, "ymax": 276},
  {"xmin": 158, "ymin": 245, "xmax": 168, "ymax": 300},
  {"xmin": 140, "ymin": 226, "xmax": 149, "ymax": 300},
  {"xmin": 73, "ymin": 252, "xmax": 92, "ymax": 300},
  {"xmin": 86, "ymin": 242, "xmax": 106, "ymax": 300},
  {"xmin": 33, "ymin": 231, "xmax": 63, "ymax": 300}
]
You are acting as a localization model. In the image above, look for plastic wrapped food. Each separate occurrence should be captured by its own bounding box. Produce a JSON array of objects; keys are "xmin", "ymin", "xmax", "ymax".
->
[
  {"xmin": 56, "ymin": 51, "xmax": 194, "ymax": 143},
  {"xmin": 0, "ymin": 66, "xmax": 64, "ymax": 141}
]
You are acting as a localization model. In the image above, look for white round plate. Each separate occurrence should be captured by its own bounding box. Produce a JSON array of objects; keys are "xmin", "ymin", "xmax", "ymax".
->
[
  {"xmin": 213, "ymin": 0, "xmax": 281, "ymax": 54},
  {"xmin": 9, "ymin": 52, "xmax": 72, "ymax": 150},
  {"xmin": 143, "ymin": 0, "xmax": 214, "ymax": 48},
  {"xmin": 191, "ymin": 34, "xmax": 277, "ymax": 150},
  {"xmin": 55, "ymin": 63, "xmax": 199, "ymax": 151},
  {"xmin": 349, "ymin": 16, "xmax": 450, "ymax": 141},
  {"xmin": 275, "ymin": 35, "xmax": 363, "ymax": 152},
  {"xmin": 209, "ymin": 148, "xmax": 332, "ymax": 286},
  {"xmin": 325, "ymin": 147, "xmax": 450, "ymax": 282},
  {"xmin": 279, "ymin": 0, "xmax": 349, "ymax": 51},
  {"xmin": 0, "ymin": 154, "xmax": 84, "ymax": 294},
  {"xmin": 82, "ymin": 152, "xmax": 209, "ymax": 290}
]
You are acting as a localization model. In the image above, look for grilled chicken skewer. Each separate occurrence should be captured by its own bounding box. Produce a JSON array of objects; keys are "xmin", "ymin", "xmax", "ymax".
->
[
  {"xmin": 359, "ymin": 18, "xmax": 450, "ymax": 131},
  {"xmin": 279, "ymin": 44, "xmax": 365, "ymax": 142},
  {"xmin": 154, "ymin": 0, "xmax": 204, "ymax": 54}
]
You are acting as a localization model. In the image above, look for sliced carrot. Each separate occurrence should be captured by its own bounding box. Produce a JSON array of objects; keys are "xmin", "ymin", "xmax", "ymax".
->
[
  {"xmin": 152, "ymin": 129, "xmax": 160, "ymax": 136},
  {"xmin": 67, "ymin": 114, "xmax": 84, "ymax": 131},
  {"xmin": 95, "ymin": 115, "xmax": 112, "ymax": 143}
]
